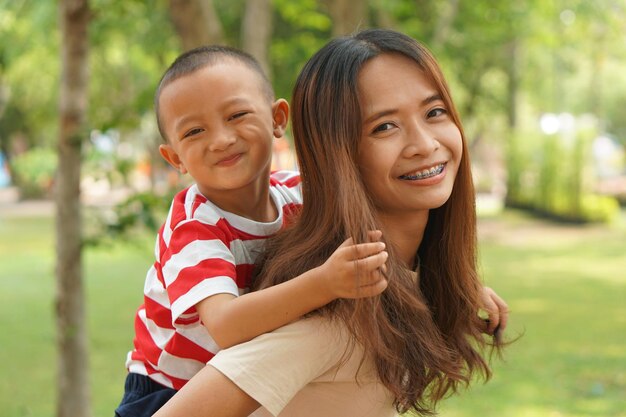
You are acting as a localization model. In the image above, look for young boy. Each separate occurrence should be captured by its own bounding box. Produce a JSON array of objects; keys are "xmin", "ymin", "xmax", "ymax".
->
[{"xmin": 114, "ymin": 46, "xmax": 389, "ymax": 417}]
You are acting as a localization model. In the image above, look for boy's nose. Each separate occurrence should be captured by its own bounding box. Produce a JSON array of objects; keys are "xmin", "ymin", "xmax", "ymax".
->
[{"xmin": 209, "ymin": 131, "xmax": 237, "ymax": 152}]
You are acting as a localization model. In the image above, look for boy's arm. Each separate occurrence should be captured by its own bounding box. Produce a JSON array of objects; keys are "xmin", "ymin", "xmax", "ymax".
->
[{"xmin": 198, "ymin": 238, "xmax": 388, "ymax": 349}]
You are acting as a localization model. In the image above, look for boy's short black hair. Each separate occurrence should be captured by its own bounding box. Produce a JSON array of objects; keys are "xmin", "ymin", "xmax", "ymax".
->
[{"xmin": 155, "ymin": 45, "xmax": 274, "ymax": 142}]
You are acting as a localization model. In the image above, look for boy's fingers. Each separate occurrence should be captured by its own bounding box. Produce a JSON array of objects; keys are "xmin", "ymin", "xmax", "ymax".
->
[
  {"xmin": 356, "ymin": 277, "xmax": 388, "ymax": 297},
  {"xmin": 339, "ymin": 230, "xmax": 382, "ymax": 251},
  {"xmin": 353, "ymin": 267, "xmax": 386, "ymax": 287},
  {"xmin": 483, "ymin": 306, "xmax": 499, "ymax": 333},
  {"xmin": 491, "ymin": 293, "xmax": 509, "ymax": 331},
  {"xmin": 352, "ymin": 250, "xmax": 388, "ymax": 271},
  {"xmin": 483, "ymin": 291, "xmax": 509, "ymax": 334},
  {"xmin": 337, "ymin": 237, "xmax": 354, "ymax": 249},
  {"xmin": 366, "ymin": 230, "xmax": 383, "ymax": 242},
  {"xmin": 347, "ymin": 242, "xmax": 386, "ymax": 260},
  {"xmin": 487, "ymin": 314, "xmax": 499, "ymax": 334},
  {"xmin": 479, "ymin": 287, "xmax": 506, "ymax": 334}
]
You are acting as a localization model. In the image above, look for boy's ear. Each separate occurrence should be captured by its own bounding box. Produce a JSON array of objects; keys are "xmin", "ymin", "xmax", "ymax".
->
[
  {"xmin": 271, "ymin": 98, "xmax": 289, "ymax": 138},
  {"xmin": 159, "ymin": 144, "xmax": 187, "ymax": 174}
]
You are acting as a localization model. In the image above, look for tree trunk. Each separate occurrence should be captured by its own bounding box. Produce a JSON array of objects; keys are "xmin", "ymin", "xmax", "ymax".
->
[
  {"xmin": 242, "ymin": 0, "xmax": 272, "ymax": 76},
  {"xmin": 324, "ymin": 0, "xmax": 368, "ymax": 36},
  {"xmin": 430, "ymin": 0, "xmax": 460, "ymax": 50},
  {"xmin": 505, "ymin": 39, "xmax": 519, "ymax": 130},
  {"xmin": 168, "ymin": 0, "xmax": 224, "ymax": 50},
  {"xmin": 56, "ymin": 1, "xmax": 91, "ymax": 417},
  {"xmin": 370, "ymin": 0, "xmax": 397, "ymax": 29}
]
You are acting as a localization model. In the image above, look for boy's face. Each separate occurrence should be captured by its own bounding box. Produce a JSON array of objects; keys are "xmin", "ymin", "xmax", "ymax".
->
[{"xmin": 158, "ymin": 60, "xmax": 287, "ymax": 201}]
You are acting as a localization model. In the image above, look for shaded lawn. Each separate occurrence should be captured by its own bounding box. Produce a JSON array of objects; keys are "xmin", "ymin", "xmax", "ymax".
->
[{"xmin": 1, "ymin": 209, "xmax": 624, "ymax": 417}]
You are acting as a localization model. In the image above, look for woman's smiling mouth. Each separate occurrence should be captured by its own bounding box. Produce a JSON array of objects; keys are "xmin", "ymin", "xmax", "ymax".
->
[{"xmin": 399, "ymin": 163, "xmax": 445, "ymax": 180}]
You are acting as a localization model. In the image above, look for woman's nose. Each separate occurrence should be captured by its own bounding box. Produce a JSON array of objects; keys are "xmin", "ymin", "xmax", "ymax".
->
[{"xmin": 403, "ymin": 120, "xmax": 440, "ymax": 157}]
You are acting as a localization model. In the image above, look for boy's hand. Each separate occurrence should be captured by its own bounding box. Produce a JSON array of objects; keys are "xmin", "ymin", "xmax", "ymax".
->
[
  {"xmin": 479, "ymin": 286, "xmax": 509, "ymax": 337},
  {"xmin": 319, "ymin": 231, "xmax": 388, "ymax": 299}
]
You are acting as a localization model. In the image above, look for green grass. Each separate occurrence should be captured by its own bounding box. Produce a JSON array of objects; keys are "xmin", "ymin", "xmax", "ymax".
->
[
  {"xmin": 436, "ymin": 211, "xmax": 626, "ymax": 417},
  {"xmin": 0, "ymin": 214, "xmax": 151, "ymax": 417},
  {"xmin": 1, "ymin": 209, "xmax": 625, "ymax": 417}
]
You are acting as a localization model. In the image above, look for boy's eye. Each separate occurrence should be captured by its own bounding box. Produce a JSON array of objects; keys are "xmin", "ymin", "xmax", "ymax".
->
[
  {"xmin": 372, "ymin": 122, "xmax": 396, "ymax": 134},
  {"xmin": 229, "ymin": 111, "xmax": 249, "ymax": 121},
  {"xmin": 183, "ymin": 127, "xmax": 204, "ymax": 138},
  {"xmin": 427, "ymin": 107, "xmax": 447, "ymax": 118}
]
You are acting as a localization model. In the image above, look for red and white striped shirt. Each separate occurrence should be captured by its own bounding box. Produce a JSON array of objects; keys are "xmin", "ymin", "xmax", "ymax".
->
[{"xmin": 126, "ymin": 171, "xmax": 302, "ymax": 389}]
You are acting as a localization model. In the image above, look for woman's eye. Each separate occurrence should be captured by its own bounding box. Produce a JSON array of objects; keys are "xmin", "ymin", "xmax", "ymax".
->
[
  {"xmin": 427, "ymin": 107, "xmax": 447, "ymax": 118},
  {"xmin": 372, "ymin": 122, "xmax": 395, "ymax": 134},
  {"xmin": 183, "ymin": 128, "xmax": 204, "ymax": 138}
]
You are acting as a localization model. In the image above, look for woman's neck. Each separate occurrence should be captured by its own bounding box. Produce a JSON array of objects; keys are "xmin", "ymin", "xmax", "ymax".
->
[{"xmin": 378, "ymin": 210, "xmax": 429, "ymax": 267}]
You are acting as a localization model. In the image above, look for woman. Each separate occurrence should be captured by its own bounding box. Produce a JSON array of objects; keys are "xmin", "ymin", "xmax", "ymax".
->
[{"xmin": 155, "ymin": 28, "xmax": 508, "ymax": 417}]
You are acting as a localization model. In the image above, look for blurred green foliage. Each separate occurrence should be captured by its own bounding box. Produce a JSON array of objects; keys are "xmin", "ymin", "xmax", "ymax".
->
[
  {"xmin": 506, "ymin": 127, "xmax": 620, "ymax": 223},
  {"xmin": 0, "ymin": 0, "xmax": 624, "ymax": 222},
  {"xmin": 2, "ymin": 1, "xmax": 625, "ymax": 144},
  {"xmin": 84, "ymin": 189, "xmax": 174, "ymax": 247},
  {"xmin": 10, "ymin": 147, "xmax": 57, "ymax": 199}
]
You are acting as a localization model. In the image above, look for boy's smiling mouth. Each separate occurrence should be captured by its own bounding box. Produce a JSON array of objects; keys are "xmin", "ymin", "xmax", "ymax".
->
[
  {"xmin": 216, "ymin": 152, "xmax": 243, "ymax": 166},
  {"xmin": 399, "ymin": 163, "xmax": 445, "ymax": 180}
]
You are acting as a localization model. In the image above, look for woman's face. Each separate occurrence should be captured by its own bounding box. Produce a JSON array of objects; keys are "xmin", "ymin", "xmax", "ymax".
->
[{"xmin": 356, "ymin": 53, "xmax": 463, "ymax": 218}]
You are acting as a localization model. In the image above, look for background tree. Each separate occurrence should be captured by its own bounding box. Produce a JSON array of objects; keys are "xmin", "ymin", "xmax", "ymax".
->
[
  {"xmin": 322, "ymin": 0, "xmax": 368, "ymax": 35},
  {"xmin": 168, "ymin": 0, "xmax": 224, "ymax": 49},
  {"xmin": 0, "ymin": 1, "xmax": 59, "ymax": 160},
  {"xmin": 242, "ymin": 0, "xmax": 273, "ymax": 74},
  {"xmin": 56, "ymin": 1, "xmax": 91, "ymax": 417},
  {"xmin": 0, "ymin": 2, "xmax": 625, "ymax": 416}
]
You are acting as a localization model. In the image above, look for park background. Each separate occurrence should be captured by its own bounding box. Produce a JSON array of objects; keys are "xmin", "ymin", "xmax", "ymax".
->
[{"xmin": 0, "ymin": 1, "xmax": 625, "ymax": 416}]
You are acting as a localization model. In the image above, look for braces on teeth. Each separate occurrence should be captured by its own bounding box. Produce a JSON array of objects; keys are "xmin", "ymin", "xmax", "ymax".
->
[{"xmin": 400, "ymin": 164, "xmax": 444, "ymax": 180}]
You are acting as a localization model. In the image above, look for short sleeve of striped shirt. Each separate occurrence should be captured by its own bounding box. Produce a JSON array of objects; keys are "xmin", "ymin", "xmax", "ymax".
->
[{"xmin": 161, "ymin": 219, "xmax": 240, "ymax": 322}]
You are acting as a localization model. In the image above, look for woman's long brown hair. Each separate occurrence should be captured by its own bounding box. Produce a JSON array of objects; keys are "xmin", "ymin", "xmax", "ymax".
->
[{"xmin": 253, "ymin": 29, "xmax": 502, "ymax": 415}]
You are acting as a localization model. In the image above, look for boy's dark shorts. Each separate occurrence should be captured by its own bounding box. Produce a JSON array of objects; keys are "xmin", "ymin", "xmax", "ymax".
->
[{"xmin": 115, "ymin": 373, "xmax": 177, "ymax": 417}]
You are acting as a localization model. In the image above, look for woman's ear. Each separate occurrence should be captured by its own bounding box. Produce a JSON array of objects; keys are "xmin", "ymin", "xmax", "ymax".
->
[
  {"xmin": 271, "ymin": 98, "xmax": 290, "ymax": 138},
  {"xmin": 159, "ymin": 144, "xmax": 187, "ymax": 174}
]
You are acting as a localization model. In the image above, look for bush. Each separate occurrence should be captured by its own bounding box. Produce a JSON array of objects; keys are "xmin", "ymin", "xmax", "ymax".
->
[
  {"xmin": 579, "ymin": 194, "xmax": 621, "ymax": 223},
  {"xmin": 11, "ymin": 147, "xmax": 58, "ymax": 200},
  {"xmin": 505, "ymin": 122, "xmax": 620, "ymax": 224},
  {"xmin": 84, "ymin": 190, "xmax": 175, "ymax": 247}
]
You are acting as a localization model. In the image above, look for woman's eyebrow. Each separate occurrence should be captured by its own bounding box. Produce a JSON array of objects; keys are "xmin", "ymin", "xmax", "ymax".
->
[
  {"xmin": 363, "ymin": 109, "xmax": 397, "ymax": 124},
  {"xmin": 422, "ymin": 93, "xmax": 442, "ymax": 105}
]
